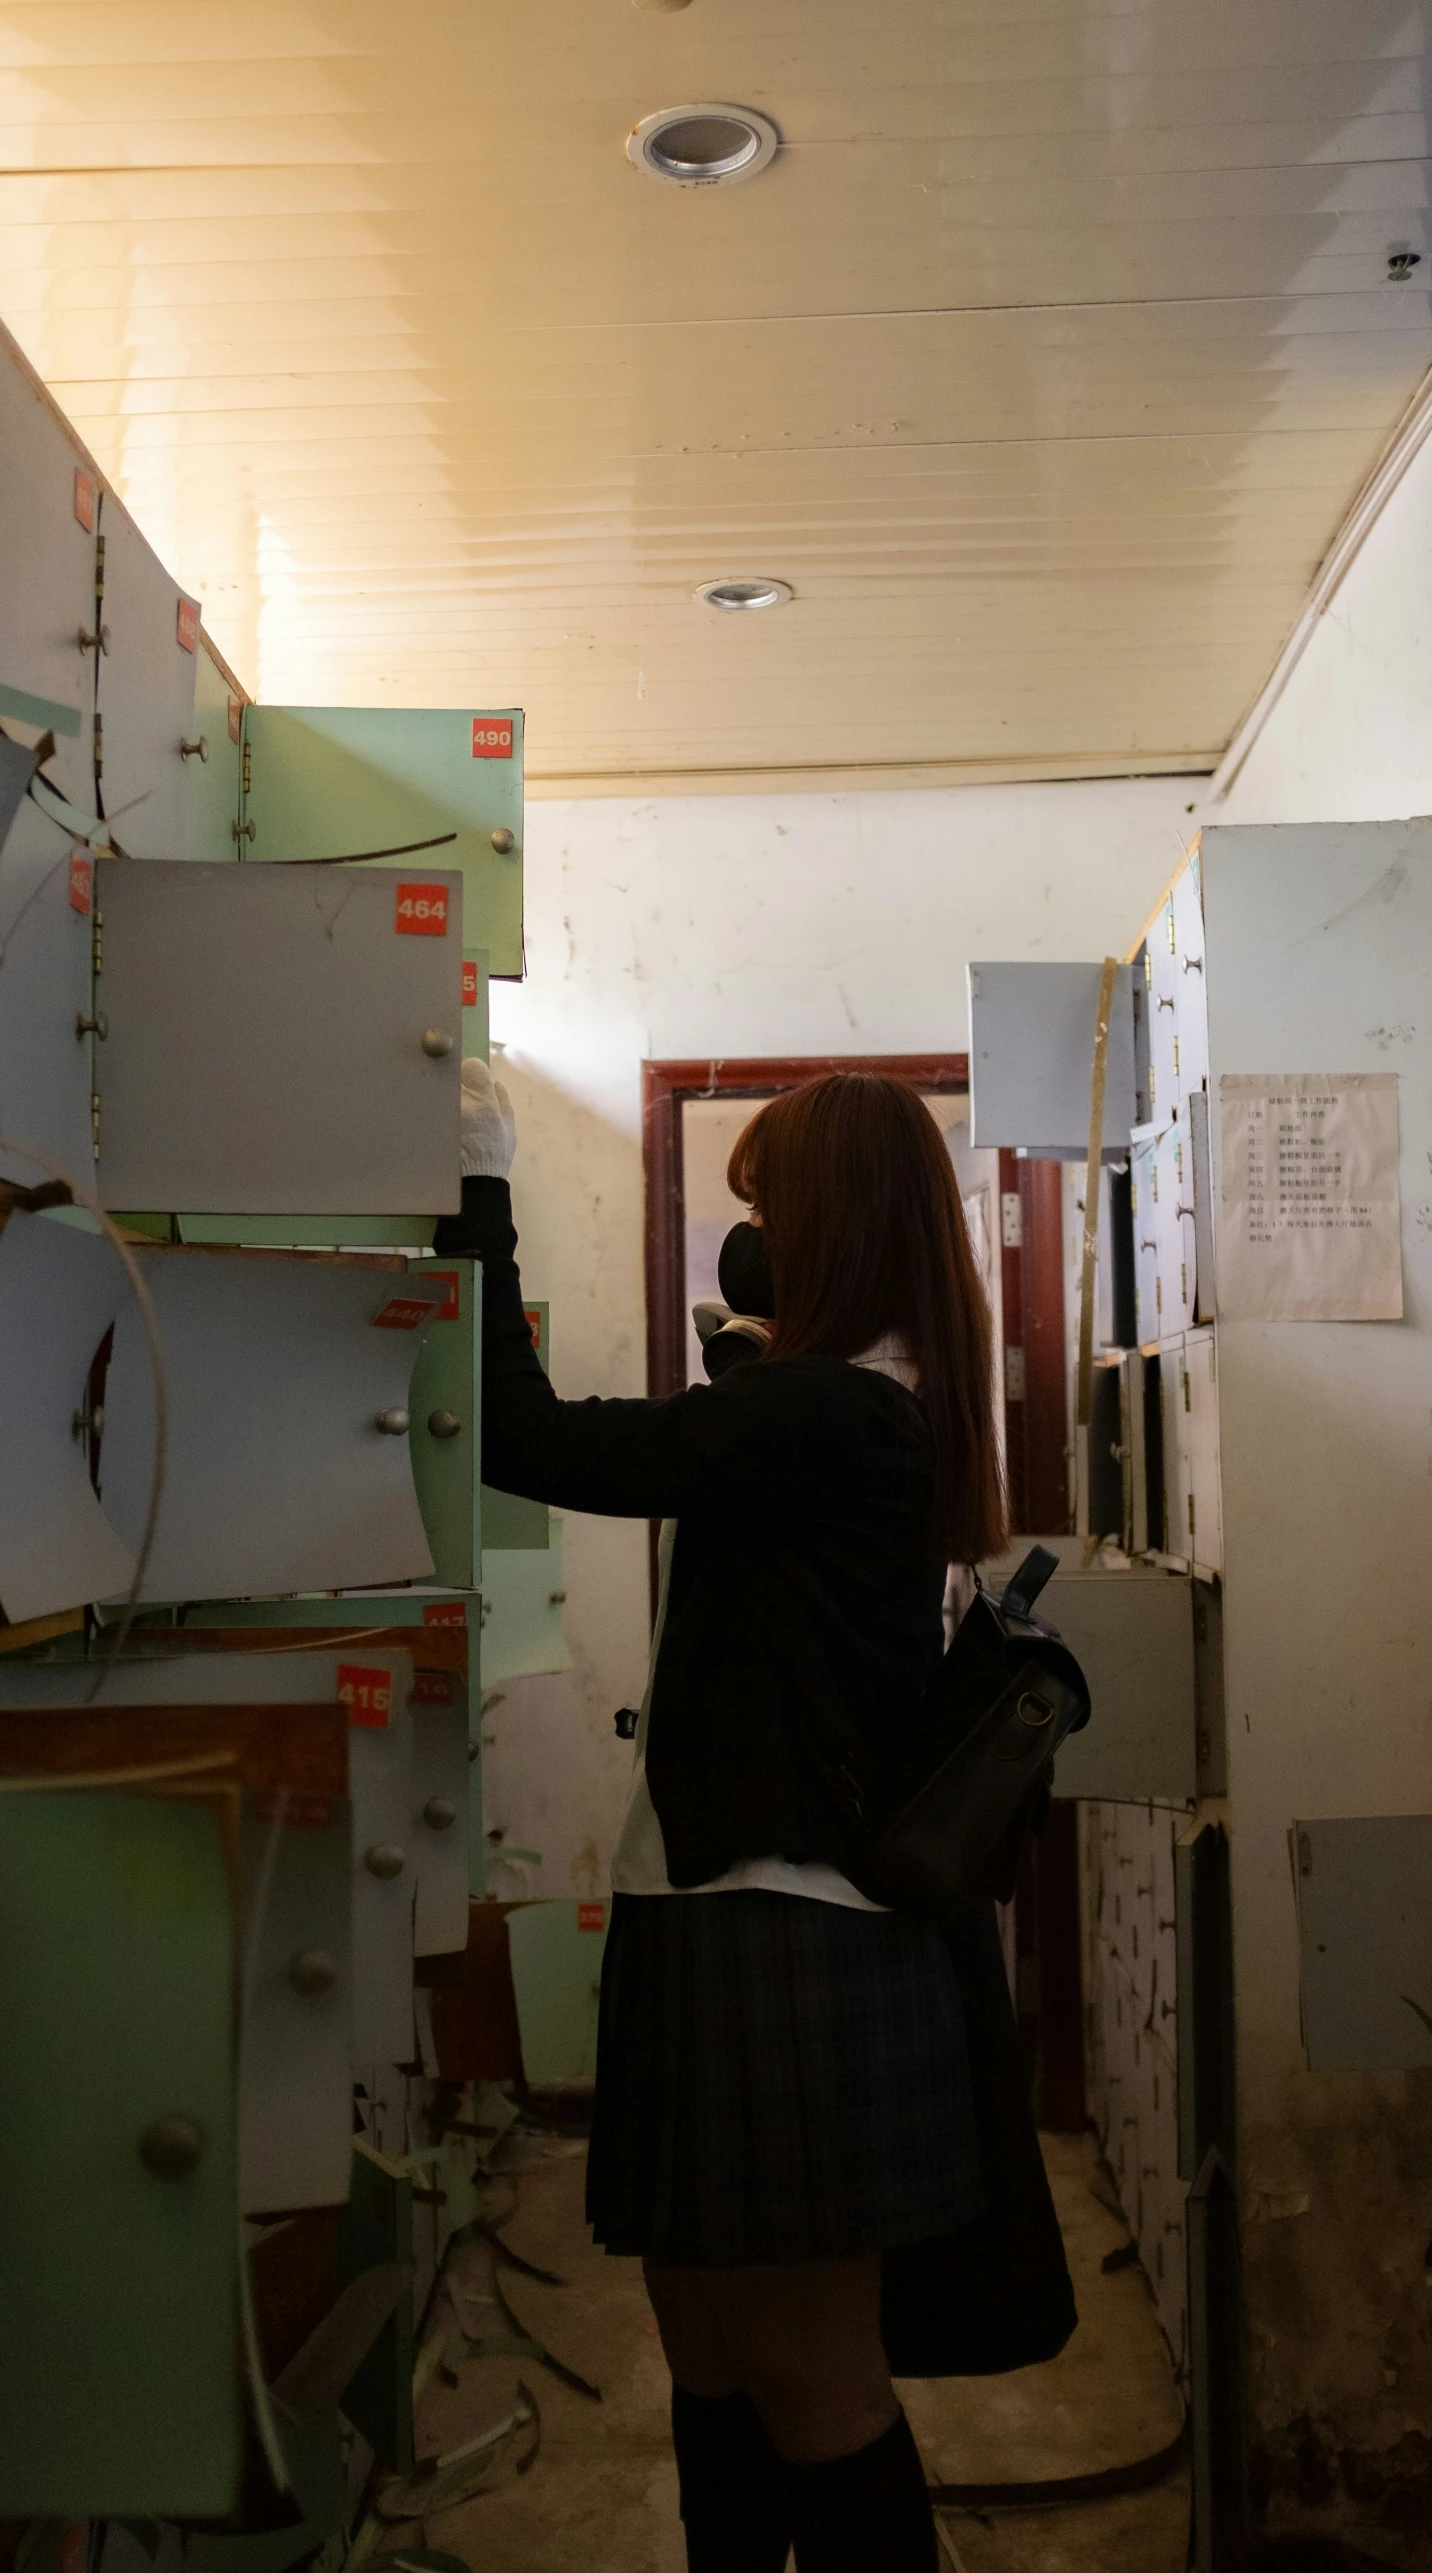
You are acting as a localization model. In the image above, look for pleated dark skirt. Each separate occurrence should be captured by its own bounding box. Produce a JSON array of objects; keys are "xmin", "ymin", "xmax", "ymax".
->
[{"xmin": 586, "ymin": 1889, "xmax": 982, "ymax": 2266}]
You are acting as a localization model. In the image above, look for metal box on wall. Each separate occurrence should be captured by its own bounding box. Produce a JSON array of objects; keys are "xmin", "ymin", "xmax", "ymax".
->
[
  {"xmin": 968, "ymin": 962, "xmax": 1137, "ymax": 1156},
  {"xmin": 982, "ymin": 1542, "xmax": 1197, "ymax": 1804}
]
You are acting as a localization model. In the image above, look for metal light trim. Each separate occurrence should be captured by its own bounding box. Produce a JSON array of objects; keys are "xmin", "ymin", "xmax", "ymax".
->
[{"xmin": 627, "ymin": 104, "xmax": 779, "ymax": 187}]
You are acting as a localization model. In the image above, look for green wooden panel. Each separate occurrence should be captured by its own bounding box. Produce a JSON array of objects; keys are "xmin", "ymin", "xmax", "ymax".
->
[
  {"xmin": 0, "ymin": 1790, "xmax": 240, "ymax": 2515},
  {"xmin": 507, "ymin": 1898, "xmax": 609, "ymax": 2086},
  {"xmin": 407, "ymin": 1257, "xmax": 480, "ymax": 1590},
  {"xmin": 242, "ymin": 708, "xmax": 522, "ymax": 975},
  {"xmin": 481, "ymin": 1515, "xmax": 571, "ymax": 1682},
  {"xmin": 338, "ymin": 2144, "xmax": 414, "ymax": 2472},
  {"xmin": 188, "ymin": 647, "xmax": 244, "ymax": 866},
  {"xmin": 480, "ymin": 1299, "xmax": 549, "ymax": 1553},
  {"xmin": 178, "ymin": 1594, "xmax": 473, "ymax": 1629}
]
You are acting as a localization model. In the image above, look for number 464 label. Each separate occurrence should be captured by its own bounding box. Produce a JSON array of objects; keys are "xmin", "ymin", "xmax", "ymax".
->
[{"xmin": 396, "ymin": 881, "xmax": 449, "ymax": 936}]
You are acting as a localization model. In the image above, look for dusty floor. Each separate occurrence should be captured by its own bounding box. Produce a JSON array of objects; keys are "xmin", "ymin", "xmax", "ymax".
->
[{"xmin": 387, "ymin": 2131, "xmax": 1188, "ymax": 2572}]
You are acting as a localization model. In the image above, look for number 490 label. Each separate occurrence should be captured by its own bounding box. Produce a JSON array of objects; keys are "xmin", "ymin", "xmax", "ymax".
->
[{"xmin": 396, "ymin": 881, "xmax": 449, "ymax": 936}]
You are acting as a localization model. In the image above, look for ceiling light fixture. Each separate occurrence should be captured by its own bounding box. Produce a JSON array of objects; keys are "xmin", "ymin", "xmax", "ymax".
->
[
  {"xmin": 627, "ymin": 104, "xmax": 779, "ymax": 186},
  {"xmin": 696, "ymin": 577, "xmax": 794, "ymax": 612}
]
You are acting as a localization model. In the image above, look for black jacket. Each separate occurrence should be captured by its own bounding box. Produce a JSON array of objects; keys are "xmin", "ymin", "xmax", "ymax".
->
[
  {"xmin": 434, "ymin": 1177, "xmax": 948, "ymax": 1888},
  {"xmin": 436, "ymin": 1178, "xmax": 1078, "ymax": 2379}
]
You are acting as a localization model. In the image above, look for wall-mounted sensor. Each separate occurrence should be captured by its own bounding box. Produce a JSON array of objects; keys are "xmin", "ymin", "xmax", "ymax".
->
[{"xmin": 628, "ymin": 104, "xmax": 779, "ymax": 186}]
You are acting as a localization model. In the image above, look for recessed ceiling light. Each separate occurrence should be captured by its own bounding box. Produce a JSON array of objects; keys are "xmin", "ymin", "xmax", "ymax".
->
[
  {"xmin": 628, "ymin": 104, "xmax": 779, "ymax": 187},
  {"xmin": 696, "ymin": 577, "xmax": 794, "ymax": 612}
]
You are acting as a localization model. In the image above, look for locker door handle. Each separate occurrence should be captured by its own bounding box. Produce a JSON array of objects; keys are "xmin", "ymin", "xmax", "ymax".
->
[
  {"xmin": 422, "ymin": 1027, "xmax": 455, "ymax": 1058},
  {"xmin": 139, "ymin": 2113, "xmax": 206, "ymax": 2179},
  {"xmin": 363, "ymin": 1843, "xmax": 407, "ymax": 1880},
  {"xmin": 179, "ymin": 736, "xmax": 209, "ymax": 763},
  {"xmin": 375, "ymin": 1408, "xmax": 410, "ymax": 1435},
  {"xmin": 75, "ymin": 1012, "xmax": 108, "ymax": 1042},
  {"xmin": 423, "ymin": 1798, "xmax": 458, "ymax": 1831},
  {"xmin": 427, "ymin": 1409, "xmax": 462, "ymax": 1439},
  {"xmin": 77, "ymin": 623, "xmax": 110, "ymax": 657}
]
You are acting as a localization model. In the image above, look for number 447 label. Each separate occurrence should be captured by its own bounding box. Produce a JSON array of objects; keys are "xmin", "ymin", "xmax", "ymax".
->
[{"xmin": 396, "ymin": 882, "xmax": 449, "ymax": 936}]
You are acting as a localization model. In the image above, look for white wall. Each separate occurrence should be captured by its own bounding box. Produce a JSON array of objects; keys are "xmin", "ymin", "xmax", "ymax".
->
[
  {"xmin": 480, "ymin": 775, "xmax": 1197, "ymax": 1899},
  {"xmin": 1217, "ymin": 432, "xmax": 1432, "ymax": 827}
]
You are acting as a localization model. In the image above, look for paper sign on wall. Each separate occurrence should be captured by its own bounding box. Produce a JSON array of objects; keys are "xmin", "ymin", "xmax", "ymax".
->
[{"xmin": 1218, "ymin": 1073, "xmax": 1403, "ymax": 1321}]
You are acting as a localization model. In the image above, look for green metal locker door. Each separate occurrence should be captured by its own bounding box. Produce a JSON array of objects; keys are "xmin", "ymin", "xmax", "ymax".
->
[
  {"xmin": 240, "ymin": 706, "xmax": 523, "ymax": 975},
  {"xmin": 0, "ymin": 1788, "xmax": 240, "ymax": 2515}
]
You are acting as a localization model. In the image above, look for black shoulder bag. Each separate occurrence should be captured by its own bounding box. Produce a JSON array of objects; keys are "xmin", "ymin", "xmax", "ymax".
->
[{"xmin": 858, "ymin": 1546, "xmax": 1091, "ymax": 1915}]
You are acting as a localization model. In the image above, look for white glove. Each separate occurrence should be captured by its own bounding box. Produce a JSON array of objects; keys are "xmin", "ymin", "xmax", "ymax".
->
[{"xmin": 460, "ymin": 1056, "xmax": 517, "ymax": 1178}]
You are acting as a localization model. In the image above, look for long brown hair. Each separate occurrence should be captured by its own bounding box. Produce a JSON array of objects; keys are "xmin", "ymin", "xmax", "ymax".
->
[{"xmin": 727, "ymin": 1073, "xmax": 1008, "ymax": 1564}]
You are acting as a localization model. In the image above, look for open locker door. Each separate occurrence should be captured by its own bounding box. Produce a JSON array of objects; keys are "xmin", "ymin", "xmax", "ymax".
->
[
  {"xmin": 240, "ymin": 706, "xmax": 523, "ymax": 975},
  {"xmin": 92, "ymin": 859, "xmax": 462, "ymax": 1212},
  {"xmin": 94, "ymin": 490, "xmax": 201, "ymax": 864}
]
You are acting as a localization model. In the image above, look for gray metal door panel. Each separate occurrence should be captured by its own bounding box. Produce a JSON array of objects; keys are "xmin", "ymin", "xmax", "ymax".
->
[
  {"xmin": 982, "ymin": 1541, "xmax": 1197, "ymax": 1803},
  {"xmin": 1147, "ymin": 891, "xmax": 1178, "ymax": 1126},
  {"xmin": 411, "ymin": 1698, "xmax": 469, "ymax": 1956},
  {"xmin": 1294, "ymin": 1815, "xmax": 1432, "ymax": 2073},
  {"xmin": 967, "ymin": 962, "xmax": 1136, "ymax": 1155},
  {"xmin": 98, "ymin": 1250, "xmax": 444, "ymax": 1602},
  {"xmin": 93, "ymin": 860, "xmax": 462, "ymax": 1213},
  {"xmin": 93, "ymin": 495, "xmax": 198, "ymax": 864},
  {"xmin": 0, "ymin": 346, "xmax": 96, "ymax": 800},
  {"xmin": 349, "ymin": 1703, "xmax": 416, "ymax": 2067},
  {"xmin": 0, "ymin": 1211, "xmax": 135, "ymax": 1621},
  {"xmin": 0, "ymin": 802, "xmax": 97, "ymax": 1188},
  {"xmin": 1131, "ymin": 1132, "xmax": 1160, "ymax": 1345},
  {"xmin": 240, "ymin": 1797, "xmax": 354, "ymax": 2214},
  {"xmin": 0, "ymin": 1650, "xmax": 347, "ymax": 1709},
  {"xmin": 1170, "ymin": 858, "xmax": 1209, "ymax": 1109}
]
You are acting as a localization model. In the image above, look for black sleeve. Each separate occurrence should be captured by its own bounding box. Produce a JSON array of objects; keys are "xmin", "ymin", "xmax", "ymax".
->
[{"xmin": 432, "ymin": 1176, "xmax": 795, "ymax": 1519}]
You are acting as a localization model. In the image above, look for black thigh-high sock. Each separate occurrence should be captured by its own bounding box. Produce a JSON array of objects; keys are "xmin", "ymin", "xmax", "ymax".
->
[
  {"xmin": 785, "ymin": 2410, "xmax": 937, "ymax": 2573},
  {"xmin": 671, "ymin": 2385, "xmax": 791, "ymax": 2572}
]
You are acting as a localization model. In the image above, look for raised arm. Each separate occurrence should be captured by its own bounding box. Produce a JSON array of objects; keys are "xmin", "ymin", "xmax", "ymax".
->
[{"xmin": 431, "ymin": 1064, "xmax": 773, "ymax": 1520}]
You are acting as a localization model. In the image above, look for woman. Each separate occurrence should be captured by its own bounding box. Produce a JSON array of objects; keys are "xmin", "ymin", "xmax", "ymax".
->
[{"xmin": 437, "ymin": 1065, "xmax": 1012, "ymax": 2573}]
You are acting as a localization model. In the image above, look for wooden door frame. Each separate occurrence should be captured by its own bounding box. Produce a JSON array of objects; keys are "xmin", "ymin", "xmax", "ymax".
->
[{"xmin": 641, "ymin": 1053, "xmax": 1068, "ymax": 1535}]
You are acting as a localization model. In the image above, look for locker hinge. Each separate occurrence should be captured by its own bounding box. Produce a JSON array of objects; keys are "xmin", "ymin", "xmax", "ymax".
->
[
  {"xmin": 1188, "ymin": 1494, "xmax": 1196, "ymax": 1536},
  {"xmin": 1000, "ymin": 1190, "xmax": 1022, "ymax": 1250},
  {"xmin": 91, "ymin": 904, "xmax": 103, "ymax": 978},
  {"xmin": 93, "ymin": 709, "xmax": 103, "ymax": 782},
  {"xmin": 1005, "ymin": 1344, "xmax": 1027, "ymax": 1402},
  {"xmin": 241, "ymin": 736, "xmax": 252, "ymax": 798},
  {"xmin": 94, "ymin": 530, "xmax": 105, "ymax": 600},
  {"xmin": 1181, "ymin": 1262, "xmax": 1187, "ymax": 1307},
  {"xmin": 90, "ymin": 1090, "xmax": 100, "ymax": 1164},
  {"xmin": 1173, "ymin": 1036, "xmax": 1181, "ymax": 1079},
  {"xmin": 1183, "ymin": 1365, "xmax": 1191, "ymax": 1412}
]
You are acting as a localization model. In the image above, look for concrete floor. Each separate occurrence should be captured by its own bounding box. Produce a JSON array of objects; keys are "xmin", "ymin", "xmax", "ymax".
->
[{"xmin": 395, "ymin": 2131, "xmax": 1188, "ymax": 2572}]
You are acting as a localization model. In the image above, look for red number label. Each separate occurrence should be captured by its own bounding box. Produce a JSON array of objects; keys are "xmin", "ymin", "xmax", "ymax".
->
[
  {"xmin": 73, "ymin": 470, "xmax": 95, "ymax": 532},
  {"xmin": 462, "ymin": 960, "xmax": 478, "ymax": 1007},
  {"xmin": 396, "ymin": 881, "xmax": 449, "ymax": 935},
  {"xmin": 227, "ymin": 695, "xmax": 242, "ymax": 744},
  {"xmin": 372, "ymin": 1294, "xmax": 432, "ymax": 1331},
  {"xmin": 524, "ymin": 1306, "xmax": 543, "ymax": 1353},
  {"xmin": 578, "ymin": 1902, "xmax": 606, "ymax": 1933},
  {"xmin": 176, "ymin": 598, "xmax": 199, "ymax": 653},
  {"xmin": 338, "ymin": 1664, "xmax": 392, "ymax": 1729},
  {"xmin": 412, "ymin": 1668, "xmax": 454, "ymax": 1705},
  {"xmin": 425, "ymin": 1269, "xmax": 461, "ymax": 1322},
  {"xmin": 423, "ymin": 1600, "xmax": 466, "ymax": 1628},
  {"xmin": 68, "ymin": 853, "xmax": 93, "ymax": 916},
  {"xmin": 472, "ymin": 717, "xmax": 513, "ymax": 759}
]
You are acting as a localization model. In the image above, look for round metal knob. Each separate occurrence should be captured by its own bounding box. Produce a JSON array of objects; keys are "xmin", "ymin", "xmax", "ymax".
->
[
  {"xmin": 490, "ymin": 826, "xmax": 516, "ymax": 855},
  {"xmin": 364, "ymin": 1843, "xmax": 407, "ymax": 1880},
  {"xmin": 288, "ymin": 1948, "xmax": 338, "ymax": 1997},
  {"xmin": 139, "ymin": 2112, "xmax": 206, "ymax": 2180},
  {"xmin": 427, "ymin": 1409, "xmax": 461, "ymax": 1440},
  {"xmin": 374, "ymin": 1407, "xmax": 410, "ymax": 1436},
  {"xmin": 422, "ymin": 1027, "xmax": 454, "ymax": 1059},
  {"xmin": 179, "ymin": 735, "xmax": 209, "ymax": 763},
  {"xmin": 75, "ymin": 1012, "xmax": 109, "ymax": 1042},
  {"xmin": 78, "ymin": 623, "xmax": 111, "ymax": 657},
  {"xmin": 423, "ymin": 1798, "xmax": 458, "ymax": 1832}
]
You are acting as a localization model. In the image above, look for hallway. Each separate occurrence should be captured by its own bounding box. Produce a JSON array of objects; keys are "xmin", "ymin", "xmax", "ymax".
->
[{"xmin": 380, "ymin": 2127, "xmax": 1187, "ymax": 2573}]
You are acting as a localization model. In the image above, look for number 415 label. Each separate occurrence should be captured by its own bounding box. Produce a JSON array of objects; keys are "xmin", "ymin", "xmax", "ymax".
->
[{"xmin": 396, "ymin": 881, "xmax": 449, "ymax": 936}]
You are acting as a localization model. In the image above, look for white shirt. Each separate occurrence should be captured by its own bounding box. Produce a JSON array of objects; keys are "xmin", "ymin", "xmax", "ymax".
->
[{"xmin": 610, "ymin": 1335, "xmax": 920, "ymax": 1914}]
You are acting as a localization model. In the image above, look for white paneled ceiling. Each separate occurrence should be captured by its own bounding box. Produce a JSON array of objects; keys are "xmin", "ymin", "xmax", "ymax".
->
[{"xmin": 2, "ymin": 0, "xmax": 1431, "ymax": 791}]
